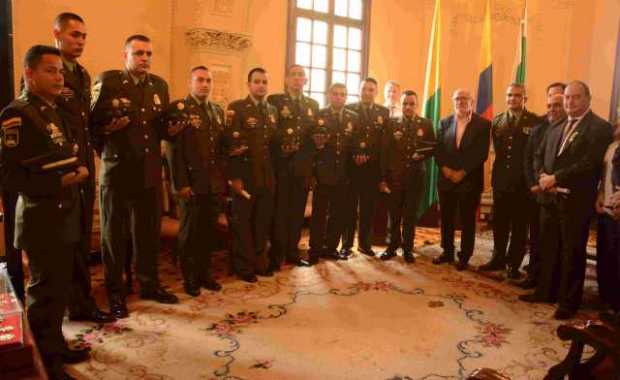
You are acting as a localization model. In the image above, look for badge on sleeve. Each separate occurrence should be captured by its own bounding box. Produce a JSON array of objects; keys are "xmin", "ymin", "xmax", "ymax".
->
[
  {"xmin": 377, "ymin": 116, "xmax": 383, "ymax": 124},
  {"xmin": 417, "ymin": 128, "xmax": 424, "ymax": 137},
  {"xmin": 1, "ymin": 117, "xmax": 21, "ymax": 148},
  {"xmin": 269, "ymin": 114, "xmax": 276, "ymax": 124},
  {"xmin": 307, "ymin": 108, "xmax": 313, "ymax": 117},
  {"xmin": 177, "ymin": 102, "xmax": 185, "ymax": 111},
  {"xmin": 153, "ymin": 94, "xmax": 161, "ymax": 105}
]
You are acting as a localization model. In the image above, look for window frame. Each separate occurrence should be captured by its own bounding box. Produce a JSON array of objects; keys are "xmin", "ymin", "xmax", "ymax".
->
[{"xmin": 286, "ymin": 0, "xmax": 372, "ymax": 106}]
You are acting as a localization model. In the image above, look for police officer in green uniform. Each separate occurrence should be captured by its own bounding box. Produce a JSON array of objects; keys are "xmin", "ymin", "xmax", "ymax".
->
[
  {"xmin": 308, "ymin": 83, "xmax": 358, "ymax": 263},
  {"xmin": 379, "ymin": 90, "xmax": 436, "ymax": 262},
  {"xmin": 267, "ymin": 65, "xmax": 318, "ymax": 269},
  {"xmin": 166, "ymin": 66, "xmax": 227, "ymax": 296},
  {"xmin": 0, "ymin": 45, "xmax": 90, "ymax": 379},
  {"xmin": 342, "ymin": 77, "xmax": 389, "ymax": 257},
  {"xmin": 480, "ymin": 83, "xmax": 541, "ymax": 279},
  {"xmin": 90, "ymin": 35, "xmax": 178, "ymax": 319},
  {"xmin": 52, "ymin": 12, "xmax": 115, "ymax": 324},
  {"xmin": 222, "ymin": 67, "xmax": 278, "ymax": 282}
]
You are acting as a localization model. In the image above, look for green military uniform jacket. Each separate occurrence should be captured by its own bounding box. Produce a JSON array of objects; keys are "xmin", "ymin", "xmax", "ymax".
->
[{"xmin": 90, "ymin": 70, "xmax": 169, "ymax": 192}]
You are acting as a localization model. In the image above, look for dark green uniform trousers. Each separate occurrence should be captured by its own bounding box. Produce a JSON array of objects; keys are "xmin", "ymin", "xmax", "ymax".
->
[{"xmin": 100, "ymin": 186, "xmax": 161, "ymax": 298}]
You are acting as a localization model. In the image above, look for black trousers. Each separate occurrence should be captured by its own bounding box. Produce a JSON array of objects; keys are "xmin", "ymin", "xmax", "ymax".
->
[
  {"xmin": 537, "ymin": 200, "xmax": 592, "ymax": 310},
  {"xmin": 491, "ymin": 190, "xmax": 528, "ymax": 269},
  {"xmin": 177, "ymin": 194, "xmax": 218, "ymax": 284},
  {"xmin": 309, "ymin": 183, "xmax": 348, "ymax": 256},
  {"xmin": 100, "ymin": 186, "xmax": 161, "ymax": 299},
  {"xmin": 526, "ymin": 198, "xmax": 541, "ymax": 279},
  {"xmin": 438, "ymin": 190, "xmax": 480, "ymax": 261},
  {"xmin": 342, "ymin": 174, "xmax": 379, "ymax": 251},
  {"xmin": 386, "ymin": 183, "xmax": 424, "ymax": 253},
  {"xmin": 229, "ymin": 187, "xmax": 273, "ymax": 276},
  {"xmin": 273, "ymin": 162, "xmax": 308, "ymax": 264},
  {"xmin": 2, "ymin": 190, "xmax": 24, "ymax": 303},
  {"xmin": 27, "ymin": 242, "xmax": 75, "ymax": 360},
  {"xmin": 596, "ymin": 213, "xmax": 620, "ymax": 311},
  {"xmin": 68, "ymin": 177, "xmax": 97, "ymax": 315}
]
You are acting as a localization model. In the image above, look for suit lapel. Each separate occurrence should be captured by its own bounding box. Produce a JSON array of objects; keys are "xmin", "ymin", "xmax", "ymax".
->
[
  {"xmin": 559, "ymin": 111, "xmax": 591, "ymax": 156},
  {"xmin": 446, "ymin": 116, "xmax": 457, "ymax": 151}
]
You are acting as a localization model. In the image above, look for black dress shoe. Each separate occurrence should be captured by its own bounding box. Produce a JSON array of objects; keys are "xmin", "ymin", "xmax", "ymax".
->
[
  {"xmin": 60, "ymin": 346, "xmax": 90, "ymax": 364},
  {"xmin": 506, "ymin": 268, "xmax": 522, "ymax": 280},
  {"xmin": 46, "ymin": 355, "xmax": 76, "ymax": 380},
  {"xmin": 358, "ymin": 247, "xmax": 376, "ymax": 257},
  {"xmin": 403, "ymin": 251, "xmax": 415, "ymax": 263},
  {"xmin": 69, "ymin": 309, "xmax": 117, "ymax": 324},
  {"xmin": 519, "ymin": 293, "xmax": 547, "ymax": 303},
  {"xmin": 478, "ymin": 258, "xmax": 506, "ymax": 272},
  {"xmin": 256, "ymin": 270, "xmax": 274, "ymax": 277},
  {"xmin": 432, "ymin": 254, "xmax": 454, "ymax": 265},
  {"xmin": 455, "ymin": 260, "xmax": 468, "ymax": 271},
  {"xmin": 140, "ymin": 287, "xmax": 179, "ymax": 304},
  {"xmin": 339, "ymin": 248, "xmax": 353, "ymax": 258},
  {"xmin": 553, "ymin": 308, "xmax": 576, "ymax": 320},
  {"xmin": 307, "ymin": 256, "xmax": 319, "ymax": 266},
  {"xmin": 184, "ymin": 283, "xmax": 201, "ymax": 297},
  {"xmin": 202, "ymin": 280, "xmax": 222, "ymax": 291},
  {"xmin": 109, "ymin": 297, "xmax": 129, "ymax": 319},
  {"xmin": 240, "ymin": 274, "xmax": 258, "ymax": 283},
  {"xmin": 516, "ymin": 277, "xmax": 537, "ymax": 289},
  {"xmin": 380, "ymin": 250, "xmax": 396, "ymax": 261},
  {"xmin": 125, "ymin": 281, "xmax": 134, "ymax": 295},
  {"xmin": 323, "ymin": 251, "xmax": 341, "ymax": 260}
]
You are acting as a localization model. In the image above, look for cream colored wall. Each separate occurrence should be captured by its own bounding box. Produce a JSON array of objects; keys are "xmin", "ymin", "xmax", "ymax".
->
[
  {"xmin": 11, "ymin": 0, "xmax": 619, "ymax": 115},
  {"xmin": 12, "ymin": 0, "xmax": 172, "ymax": 94}
]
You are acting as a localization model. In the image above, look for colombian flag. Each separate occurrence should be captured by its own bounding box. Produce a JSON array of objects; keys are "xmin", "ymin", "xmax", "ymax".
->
[
  {"xmin": 476, "ymin": 0, "xmax": 493, "ymax": 120},
  {"xmin": 419, "ymin": 0, "xmax": 441, "ymax": 218}
]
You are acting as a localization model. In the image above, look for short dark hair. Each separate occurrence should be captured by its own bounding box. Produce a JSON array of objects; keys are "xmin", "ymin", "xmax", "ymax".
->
[
  {"xmin": 567, "ymin": 80, "xmax": 591, "ymax": 99},
  {"xmin": 248, "ymin": 67, "xmax": 267, "ymax": 82},
  {"xmin": 191, "ymin": 65, "xmax": 209, "ymax": 73},
  {"xmin": 125, "ymin": 34, "xmax": 151, "ymax": 47},
  {"xmin": 285, "ymin": 64, "xmax": 305, "ymax": 76},
  {"xmin": 546, "ymin": 82, "xmax": 566, "ymax": 95},
  {"xmin": 329, "ymin": 83, "xmax": 346, "ymax": 93},
  {"xmin": 362, "ymin": 77, "xmax": 378, "ymax": 86},
  {"xmin": 508, "ymin": 82, "xmax": 526, "ymax": 94},
  {"xmin": 401, "ymin": 90, "xmax": 418, "ymax": 99},
  {"xmin": 54, "ymin": 12, "xmax": 84, "ymax": 30},
  {"xmin": 24, "ymin": 45, "xmax": 61, "ymax": 69}
]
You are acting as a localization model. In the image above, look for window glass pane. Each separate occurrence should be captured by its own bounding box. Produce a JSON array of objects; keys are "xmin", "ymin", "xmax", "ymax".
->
[
  {"xmin": 333, "ymin": 48, "xmax": 347, "ymax": 71},
  {"xmin": 333, "ymin": 25, "xmax": 348, "ymax": 48},
  {"xmin": 347, "ymin": 95, "xmax": 359, "ymax": 104},
  {"xmin": 297, "ymin": 17, "xmax": 312, "ymax": 42},
  {"xmin": 347, "ymin": 50, "xmax": 361, "ymax": 72},
  {"xmin": 295, "ymin": 42, "xmax": 311, "ymax": 66},
  {"xmin": 314, "ymin": 0, "xmax": 328, "ymax": 13},
  {"xmin": 311, "ymin": 68, "xmax": 326, "ymax": 92},
  {"xmin": 312, "ymin": 44, "xmax": 327, "ymax": 68},
  {"xmin": 303, "ymin": 68, "xmax": 311, "ymax": 91},
  {"xmin": 349, "ymin": 0, "xmax": 363, "ymax": 20},
  {"xmin": 313, "ymin": 20, "xmax": 328, "ymax": 45},
  {"xmin": 335, "ymin": 0, "xmax": 348, "ymax": 17},
  {"xmin": 310, "ymin": 92, "xmax": 325, "ymax": 108},
  {"xmin": 346, "ymin": 72, "xmax": 360, "ymax": 95},
  {"xmin": 297, "ymin": 0, "xmax": 313, "ymax": 10},
  {"xmin": 348, "ymin": 27, "xmax": 362, "ymax": 50},
  {"xmin": 332, "ymin": 70, "xmax": 346, "ymax": 85}
]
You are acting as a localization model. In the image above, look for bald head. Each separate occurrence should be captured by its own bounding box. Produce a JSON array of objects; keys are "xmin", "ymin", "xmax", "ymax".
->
[
  {"xmin": 564, "ymin": 81, "xmax": 591, "ymax": 118},
  {"xmin": 452, "ymin": 89, "xmax": 473, "ymax": 117}
]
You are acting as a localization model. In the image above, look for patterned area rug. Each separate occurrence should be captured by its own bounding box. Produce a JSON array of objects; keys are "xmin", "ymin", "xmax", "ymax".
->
[{"xmin": 63, "ymin": 227, "xmax": 601, "ymax": 380}]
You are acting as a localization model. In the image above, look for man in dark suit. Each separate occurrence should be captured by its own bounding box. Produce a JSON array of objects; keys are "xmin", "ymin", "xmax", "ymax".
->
[
  {"xmin": 166, "ymin": 66, "xmax": 227, "ymax": 296},
  {"xmin": 432, "ymin": 89, "xmax": 491, "ymax": 270},
  {"xmin": 481, "ymin": 83, "xmax": 541, "ymax": 279},
  {"xmin": 267, "ymin": 65, "xmax": 318, "ymax": 269},
  {"xmin": 53, "ymin": 12, "xmax": 115, "ymax": 324},
  {"xmin": 308, "ymin": 83, "xmax": 358, "ymax": 263},
  {"xmin": 522, "ymin": 81, "xmax": 612, "ymax": 320},
  {"xmin": 379, "ymin": 90, "xmax": 435, "ymax": 262},
  {"xmin": 519, "ymin": 85, "xmax": 566, "ymax": 289},
  {"xmin": 342, "ymin": 78, "xmax": 390, "ymax": 257},
  {"xmin": 222, "ymin": 67, "xmax": 278, "ymax": 282},
  {"xmin": 91, "ymin": 35, "xmax": 179, "ymax": 319},
  {"xmin": 1, "ymin": 45, "xmax": 91, "ymax": 379}
]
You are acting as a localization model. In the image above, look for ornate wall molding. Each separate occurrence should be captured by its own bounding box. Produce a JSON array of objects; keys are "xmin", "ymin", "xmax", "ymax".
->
[{"xmin": 185, "ymin": 28, "xmax": 252, "ymax": 52}]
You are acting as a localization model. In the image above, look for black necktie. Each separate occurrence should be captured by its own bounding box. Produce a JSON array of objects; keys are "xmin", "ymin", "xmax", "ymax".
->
[{"xmin": 558, "ymin": 118, "xmax": 578, "ymax": 154}]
